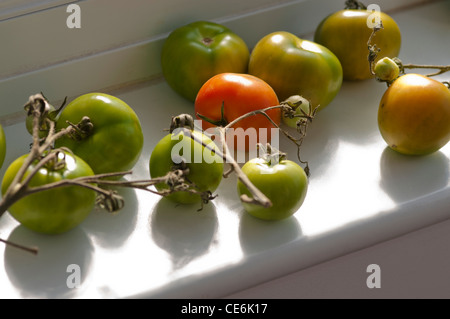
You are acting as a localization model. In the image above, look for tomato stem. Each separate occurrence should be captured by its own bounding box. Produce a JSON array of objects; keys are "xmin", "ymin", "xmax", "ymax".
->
[
  {"xmin": 196, "ymin": 101, "xmax": 229, "ymax": 127},
  {"xmin": 182, "ymin": 95, "xmax": 317, "ymax": 207},
  {"xmin": 368, "ymin": 24, "xmax": 450, "ymax": 84},
  {"xmin": 0, "ymin": 238, "xmax": 38, "ymax": 255},
  {"xmin": 367, "ymin": 21, "xmax": 384, "ymax": 77},
  {"xmin": 258, "ymin": 143, "xmax": 287, "ymax": 167},
  {"xmin": 0, "ymin": 94, "xmax": 97, "ymax": 254},
  {"xmin": 397, "ymin": 61, "xmax": 450, "ymax": 77}
]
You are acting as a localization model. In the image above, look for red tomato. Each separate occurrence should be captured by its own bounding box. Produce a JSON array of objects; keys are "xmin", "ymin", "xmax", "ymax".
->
[{"xmin": 194, "ymin": 73, "xmax": 280, "ymax": 151}]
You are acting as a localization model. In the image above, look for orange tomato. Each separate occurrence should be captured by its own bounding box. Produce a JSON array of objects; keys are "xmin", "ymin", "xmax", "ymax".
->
[
  {"xmin": 378, "ymin": 74, "xmax": 450, "ymax": 155},
  {"xmin": 195, "ymin": 73, "xmax": 280, "ymax": 151}
]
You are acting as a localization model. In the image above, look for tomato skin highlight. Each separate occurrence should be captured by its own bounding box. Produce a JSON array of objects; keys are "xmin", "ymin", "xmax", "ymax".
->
[
  {"xmin": 195, "ymin": 73, "xmax": 280, "ymax": 151},
  {"xmin": 314, "ymin": 9, "xmax": 401, "ymax": 81},
  {"xmin": 55, "ymin": 93, "xmax": 144, "ymax": 175},
  {"xmin": 377, "ymin": 74, "xmax": 450, "ymax": 155},
  {"xmin": 1, "ymin": 152, "xmax": 96, "ymax": 234},
  {"xmin": 237, "ymin": 158, "xmax": 308, "ymax": 221},
  {"xmin": 248, "ymin": 31, "xmax": 342, "ymax": 111},
  {"xmin": 161, "ymin": 21, "xmax": 250, "ymax": 102},
  {"xmin": 149, "ymin": 130, "xmax": 224, "ymax": 204}
]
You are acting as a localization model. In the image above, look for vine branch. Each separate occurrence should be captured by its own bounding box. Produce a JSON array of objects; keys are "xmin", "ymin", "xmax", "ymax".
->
[
  {"xmin": 368, "ymin": 23, "xmax": 450, "ymax": 81},
  {"xmin": 0, "ymin": 93, "xmax": 316, "ymax": 254},
  {"xmin": 192, "ymin": 95, "xmax": 317, "ymax": 206}
]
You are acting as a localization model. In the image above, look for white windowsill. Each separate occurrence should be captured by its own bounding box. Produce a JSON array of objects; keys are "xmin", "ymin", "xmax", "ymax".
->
[{"xmin": 0, "ymin": 0, "xmax": 448, "ymax": 299}]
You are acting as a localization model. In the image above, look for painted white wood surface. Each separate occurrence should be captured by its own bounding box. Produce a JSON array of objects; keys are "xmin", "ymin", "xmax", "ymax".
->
[{"xmin": 0, "ymin": 0, "xmax": 448, "ymax": 299}]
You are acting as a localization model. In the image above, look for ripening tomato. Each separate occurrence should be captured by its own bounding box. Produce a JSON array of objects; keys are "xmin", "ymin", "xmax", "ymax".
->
[
  {"xmin": 161, "ymin": 21, "xmax": 250, "ymax": 102},
  {"xmin": 237, "ymin": 157, "xmax": 308, "ymax": 221},
  {"xmin": 55, "ymin": 93, "xmax": 144, "ymax": 175},
  {"xmin": 248, "ymin": 31, "xmax": 342, "ymax": 111},
  {"xmin": 1, "ymin": 151, "xmax": 96, "ymax": 234},
  {"xmin": 378, "ymin": 74, "xmax": 450, "ymax": 155},
  {"xmin": 195, "ymin": 73, "xmax": 280, "ymax": 151},
  {"xmin": 314, "ymin": 8, "xmax": 401, "ymax": 81}
]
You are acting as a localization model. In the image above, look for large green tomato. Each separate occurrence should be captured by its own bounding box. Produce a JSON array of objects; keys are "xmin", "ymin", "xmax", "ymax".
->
[
  {"xmin": 314, "ymin": 8, "xmax": 401, "ymax": 81},
  {"xmin": 248, "ymin": 31, "xmax": 343, "ymax": 111},
  {"xmin": 161, "ymin": 21, "xmax": 250, "ymax": 102},
  {"xmin": 248, "ymin": 31, "xmax": 342, "ymax": 110},
  {"xmin": 55, "ymin": 93, "xmax": 144, "ymax": 175},
  {"xmin": 150, "ymin": 129, "xmax": 223, "ymax": 204},
  {"xmin": 1, "ymin": 151, "xmax": 96, "ymax": 234},
  {"xmin": 237, "ymin": 157, "xmax": 308, "ymax": 221},
  {"xmin": 0, "ymin": 125, "xmax": 6, "ymax": 169}
]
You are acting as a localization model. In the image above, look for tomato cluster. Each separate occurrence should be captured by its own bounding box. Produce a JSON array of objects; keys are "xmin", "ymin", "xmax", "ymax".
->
[
  {"xmin": 1, "ymin": 93, "xmax": 144, "ymax": 234},
  {"xmin": 157, "ymin": 3, "xmax": 448, "ymax": 221},
  {"xmin": 0, "ymin": 1, "xmax": 449, "ymax": 237}
]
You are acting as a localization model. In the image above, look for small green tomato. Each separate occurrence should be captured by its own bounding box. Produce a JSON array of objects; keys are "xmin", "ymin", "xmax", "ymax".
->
[
  {"xmin": 237, "ymin": 157, "xmax": 308, "ymax": 221},
  {"xmin": 282, "ymin": 95, "xmax": 311, "ymax": 128},
  {"xmin": 149, "ymin": 129, "xmax": 224, "ymax": 204},
  {"xmin": 374, "ymin": 57, "xmax": 400, "ymax": 82}
]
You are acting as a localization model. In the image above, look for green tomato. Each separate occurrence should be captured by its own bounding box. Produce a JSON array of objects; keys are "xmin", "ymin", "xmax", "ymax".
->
[
  {"xmin": 25, "ymin": 102, "xmax": 58, "ymax": 139},
  {"xmin": 0, "ymin": 125, "xmax": 6, "ymax": 169},
  {"xmin": 282, "ymin": 95, "xmax": 311, "ymax": 128},
  {"xmin": 314, "ymin": 8, "xmax": 401, "ymax": 81},
  {"xmin": 55, "ymin": 93, "xmax": 144, "ymax": 175},
  {"xmin": 248, "ymin": 31, "xmax": 343, "ymax": 111},
  {"xmin": 1, "ymin": 151, "xmax": 96, "ymax": 234},
  {"xmin": 149, "ymin": 129, "xmax": 223, "ymax": 204},
  {"xmin": 374, "ymin": 57, "xmax": 400, "ymax": 82},
  {"xmin": 161, "ymin": 21, "xmax": 250, "ymax": 102},
  {"xmin": 237, "ymin": 157, "xmax": 308, "ymax": 221}
]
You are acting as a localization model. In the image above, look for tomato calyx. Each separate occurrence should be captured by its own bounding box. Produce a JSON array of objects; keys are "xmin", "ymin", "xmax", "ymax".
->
[
  {"xmin": 24, "ymin": 93, "xmax": 51, "ymax": 119},
  {"xmin": 24, "ymin": 93, "xmax": 67, "ymax": 138},
  {"xmin": 344, "ymin": 0, "xmax": 367, "ymax": 10},
  {"xmin": 196, "ymin": 101, "xmax": 229, "ymax": 127},
  {"xmin": 169, "ymin": 113, "xmax": 195, "ymax": 133},
  {"xmin": 41, "ymin": 149, "xmax": 70, "ymax": 172},
  {"xmin": 202, "ymin": 37, "xmax": 214, "ymax": 46},
  {"xmin": 167, "ymin": 160, "xmax": 218, "ymax": 209},
  {"xmin": 258, "ymin": 143, "xmax": 287, "ymax": 167},
  {"xmin": 65, "ymin": 116, "xmax": 94, "ymax": 141}
]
